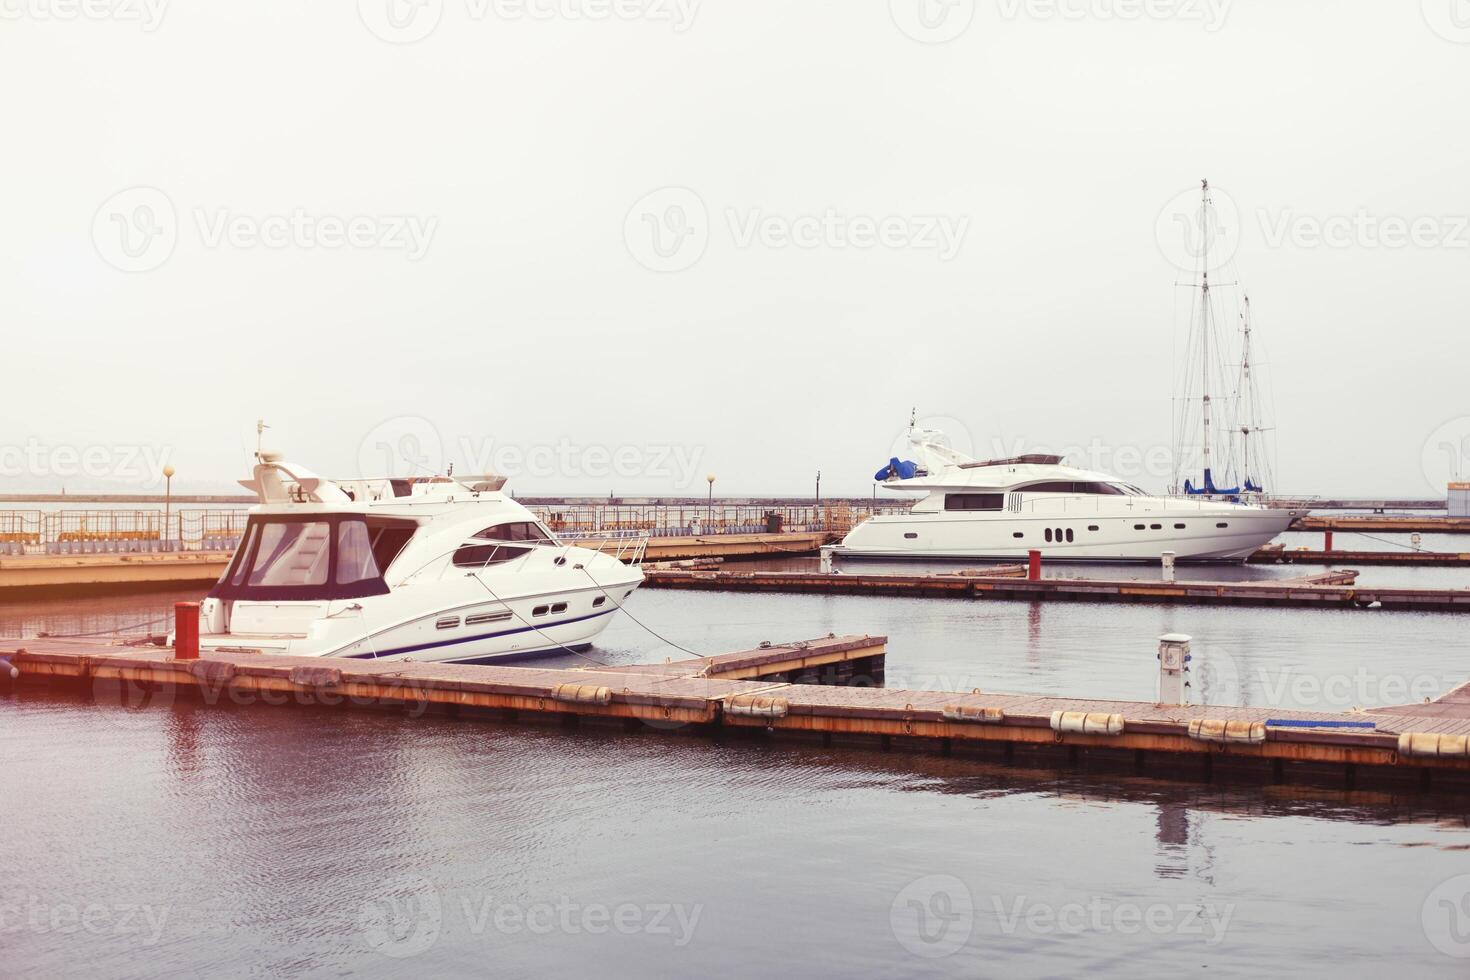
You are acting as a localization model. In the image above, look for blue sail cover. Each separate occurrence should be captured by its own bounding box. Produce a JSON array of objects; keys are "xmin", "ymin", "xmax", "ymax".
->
[
  {"xmin": 1183, "ymin": 468, "xmax": 1240, "ymax": 496},
  {"xmin": 1244, "ymin": 478, "xmax": 1263, "ymax": 493},
  {"xmin": 875, "ymin": 457, "xmax": 920, "ymax": 481}
]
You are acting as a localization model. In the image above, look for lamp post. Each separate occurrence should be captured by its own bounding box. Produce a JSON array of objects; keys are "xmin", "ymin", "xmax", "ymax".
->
[
  {"xmin": 162, "ymin": 464, "xmax": 175, "ymax": 551},
  {"xmin": 706, "ymin": 474, "xmax": 715, "ymax": 527},
  {"xmin": 815, "ymin": 470, "xmax": 821, "ymax": 506}
]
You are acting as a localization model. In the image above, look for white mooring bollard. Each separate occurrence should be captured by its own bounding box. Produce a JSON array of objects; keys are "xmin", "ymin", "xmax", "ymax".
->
[
  {"xmin": 1160, "ymin": 550, "xmax": 1177, "ymax": 582},
  {"xmin": 1157, "ymin": 633, "xmax": 1192, "ymax": 705}
]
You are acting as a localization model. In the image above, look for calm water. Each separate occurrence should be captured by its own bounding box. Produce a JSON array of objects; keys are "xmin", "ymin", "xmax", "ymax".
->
[{"xmin": 5, "ymin": 579, "xmax": 1470, "ymax": 976}]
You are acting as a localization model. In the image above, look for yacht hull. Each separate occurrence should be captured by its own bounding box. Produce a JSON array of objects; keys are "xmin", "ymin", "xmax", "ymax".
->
[
  {"xmin": 199, "ymin": 578, "xmax": 642, "ymax": 664},
  {"xmin": 834, "ymin": 508, "xmax": 1294, "ymax": 563}
]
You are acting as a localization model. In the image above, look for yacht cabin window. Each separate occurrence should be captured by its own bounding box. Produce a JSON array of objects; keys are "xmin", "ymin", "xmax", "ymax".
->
[
  {"xmin": 213, "ymin": 514, "xmax": 412, "ymax": 601},
  {"xmin": 1013, "ymin": 481, "xmax": 1129, "ymax": 495},
  {"xmin": 945, "ymin": 493, "xmax": 1004, "ymax": 511},
  {"xmin": 473, "ymin": 522, "xmax": 553, "ymax": 542}
]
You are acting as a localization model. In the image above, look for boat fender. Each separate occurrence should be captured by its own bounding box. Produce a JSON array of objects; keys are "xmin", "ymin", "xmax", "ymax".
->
[
  {"xmin": 289, "ymin": 666, "xmax": 343, "ymax": 690},
  {"xmin": 725, "ymin": 695, "xmax": 789, "ymax": 719},
  {"xmin": 552, "ymin": 683, "xmax": 612, "ymax": 706},
  {"xmin": 1187, "ymin": 719, "xmax": 1266, "ymax": 744},
  {"xmin": 187, "ymin": 660, "xmax": 237, "ymax": 685},
  {"xmin": 942, "ymin": 704, "xmax": 1005, "ymax": 724},
  {"xmin": 1050, "ymin": 711, "xmax": 1125, "ymax": 735},
  {"xmin": 0, "ymin": 657, "xmax": 17, "ymax": 681},
  {"xmin": 1397, "ymin": 732, "xmax": 1470, "ymax": 758}
]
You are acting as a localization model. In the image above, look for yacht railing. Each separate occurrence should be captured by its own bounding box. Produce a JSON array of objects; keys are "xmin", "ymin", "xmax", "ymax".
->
[{"xmin": 556, "ymin": 530, "xmax": 650, "ymax": 565}]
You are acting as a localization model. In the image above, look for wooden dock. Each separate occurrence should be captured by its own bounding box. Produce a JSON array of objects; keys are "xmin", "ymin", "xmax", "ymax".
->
[
  {"xmin": 1295, "ymin": 514, "xmax": 1470, "ymax": 534},
  {"xmin": 1249, "ymin": 547, "xmax": 1470, "ymax": 567},
  {"xmin": 6, "ymin": 633, "xmax": 1470, "ymax": 795},
  {"xmin": 640, "ymin": 566, "xmax": 1470, "ymax": 612}
]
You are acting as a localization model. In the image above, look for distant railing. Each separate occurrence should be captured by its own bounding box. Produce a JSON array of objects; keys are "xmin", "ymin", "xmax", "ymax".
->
[
  {"xmin": 529, "ymin": 502, "xmax": 910, "ymax": 537},
  {"xmin": 0, "ymin": 509, "xmax": 248, "ymax": 556}
]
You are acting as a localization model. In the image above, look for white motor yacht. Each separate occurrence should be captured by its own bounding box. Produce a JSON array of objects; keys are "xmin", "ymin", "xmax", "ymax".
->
[
  {"xmin": 193, "ymin": 451, "xmax": 644, "ymax": 663},
  {"xmin": 833, "ymin": 427, "xmax": 1297, "ymax": 563}
]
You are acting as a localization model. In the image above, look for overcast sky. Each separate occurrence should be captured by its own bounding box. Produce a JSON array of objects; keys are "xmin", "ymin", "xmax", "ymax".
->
[{"xmin": 4, "ymin": 1, "xmax": 1468, "ymax": 498}]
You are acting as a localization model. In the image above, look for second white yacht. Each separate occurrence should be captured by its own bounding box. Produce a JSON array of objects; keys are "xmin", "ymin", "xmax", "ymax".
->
[{"xmin": 833, "ymin": 427, "xmax": 1297, "ymax": 563}]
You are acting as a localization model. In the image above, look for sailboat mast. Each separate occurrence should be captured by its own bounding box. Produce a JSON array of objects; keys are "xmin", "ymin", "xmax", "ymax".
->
[
  {"xmin": 1240, "ymin": 295, "xmax": 1252, "ymax": 487},
  {"xmin": 1199, "ymin": 179, "xmax": 1212, "ymax": 486}
]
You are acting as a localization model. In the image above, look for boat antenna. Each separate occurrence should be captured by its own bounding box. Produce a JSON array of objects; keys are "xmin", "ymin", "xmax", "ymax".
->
[{"xmin": 255, "ymin": 419, "xmax": 270, "ymax": 461}]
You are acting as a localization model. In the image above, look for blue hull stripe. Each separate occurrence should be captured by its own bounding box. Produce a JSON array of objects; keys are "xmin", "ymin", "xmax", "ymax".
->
[{"xmin": 341, "ymin": 608, "xmax": 617, "ymax": 660}]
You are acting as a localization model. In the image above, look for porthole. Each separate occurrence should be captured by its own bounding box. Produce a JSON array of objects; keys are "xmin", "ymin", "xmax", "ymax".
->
[
  {"xmin": 532, "ymin": 604, "xmax": 549, "ymax": 617},
  {"xmin": 1087, "ymin": 525, "xmax": 1099, "ymax": 532},
  {"xmin": 593, "ymin": 596, "xmax": 607, "ymax": 608},
  {"xmin": 1044, "ymin": 528, "xmax": 1053, "ymax": 542},
  {"xmin": 1174, "ymin": 523, "xmax": 1186, "ymax": 530},
  {"xmin": 1134, "ymin": 524, "xmax": 1145, "ymax": 531},
  {"xmin": 1216, "ymin": 522, "xmax": 1229, "ymax": 529},
  {"xmin": 1150, "ymin": 524, "xmax": 1162, "ymax": 530},
  {"xmin": 1012, "ymin": 532, "xmax": 1024, "ymax": 539},
  {"xmin": 903, "ymin": 532, "xmax": 918, "ymax": 539},
  {"xmin": 1065, "ymin": 528, "xmax": 1074, "ymax": 543},
  {"xmin": 550, "ymin": 602, "xmax": 567, "ymax": 614}
]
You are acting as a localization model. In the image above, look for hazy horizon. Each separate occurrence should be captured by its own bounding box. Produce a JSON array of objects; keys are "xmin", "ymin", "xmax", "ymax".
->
[{"xmin": 4, "ymin": 2, "xmax": 1468, "ymax": 499}]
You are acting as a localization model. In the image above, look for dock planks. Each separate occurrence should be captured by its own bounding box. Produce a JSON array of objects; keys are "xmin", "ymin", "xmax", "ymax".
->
[{"xmin": 5, "ymin": 633, "xmax": 1470, "ymax": 794}]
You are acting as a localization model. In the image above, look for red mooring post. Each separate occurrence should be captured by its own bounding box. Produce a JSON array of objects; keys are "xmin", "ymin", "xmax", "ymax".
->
[
  {"xmin": 174, "ymin": 602, "xmax": 199, "ymax": 660},
  {"xmin": 1324, "ymin": 530, "xmax": 1334, "ymax": 553},
  {"xmin": 1028, "ymin": 549, "xmax": 1042, "ymax": 581}
]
